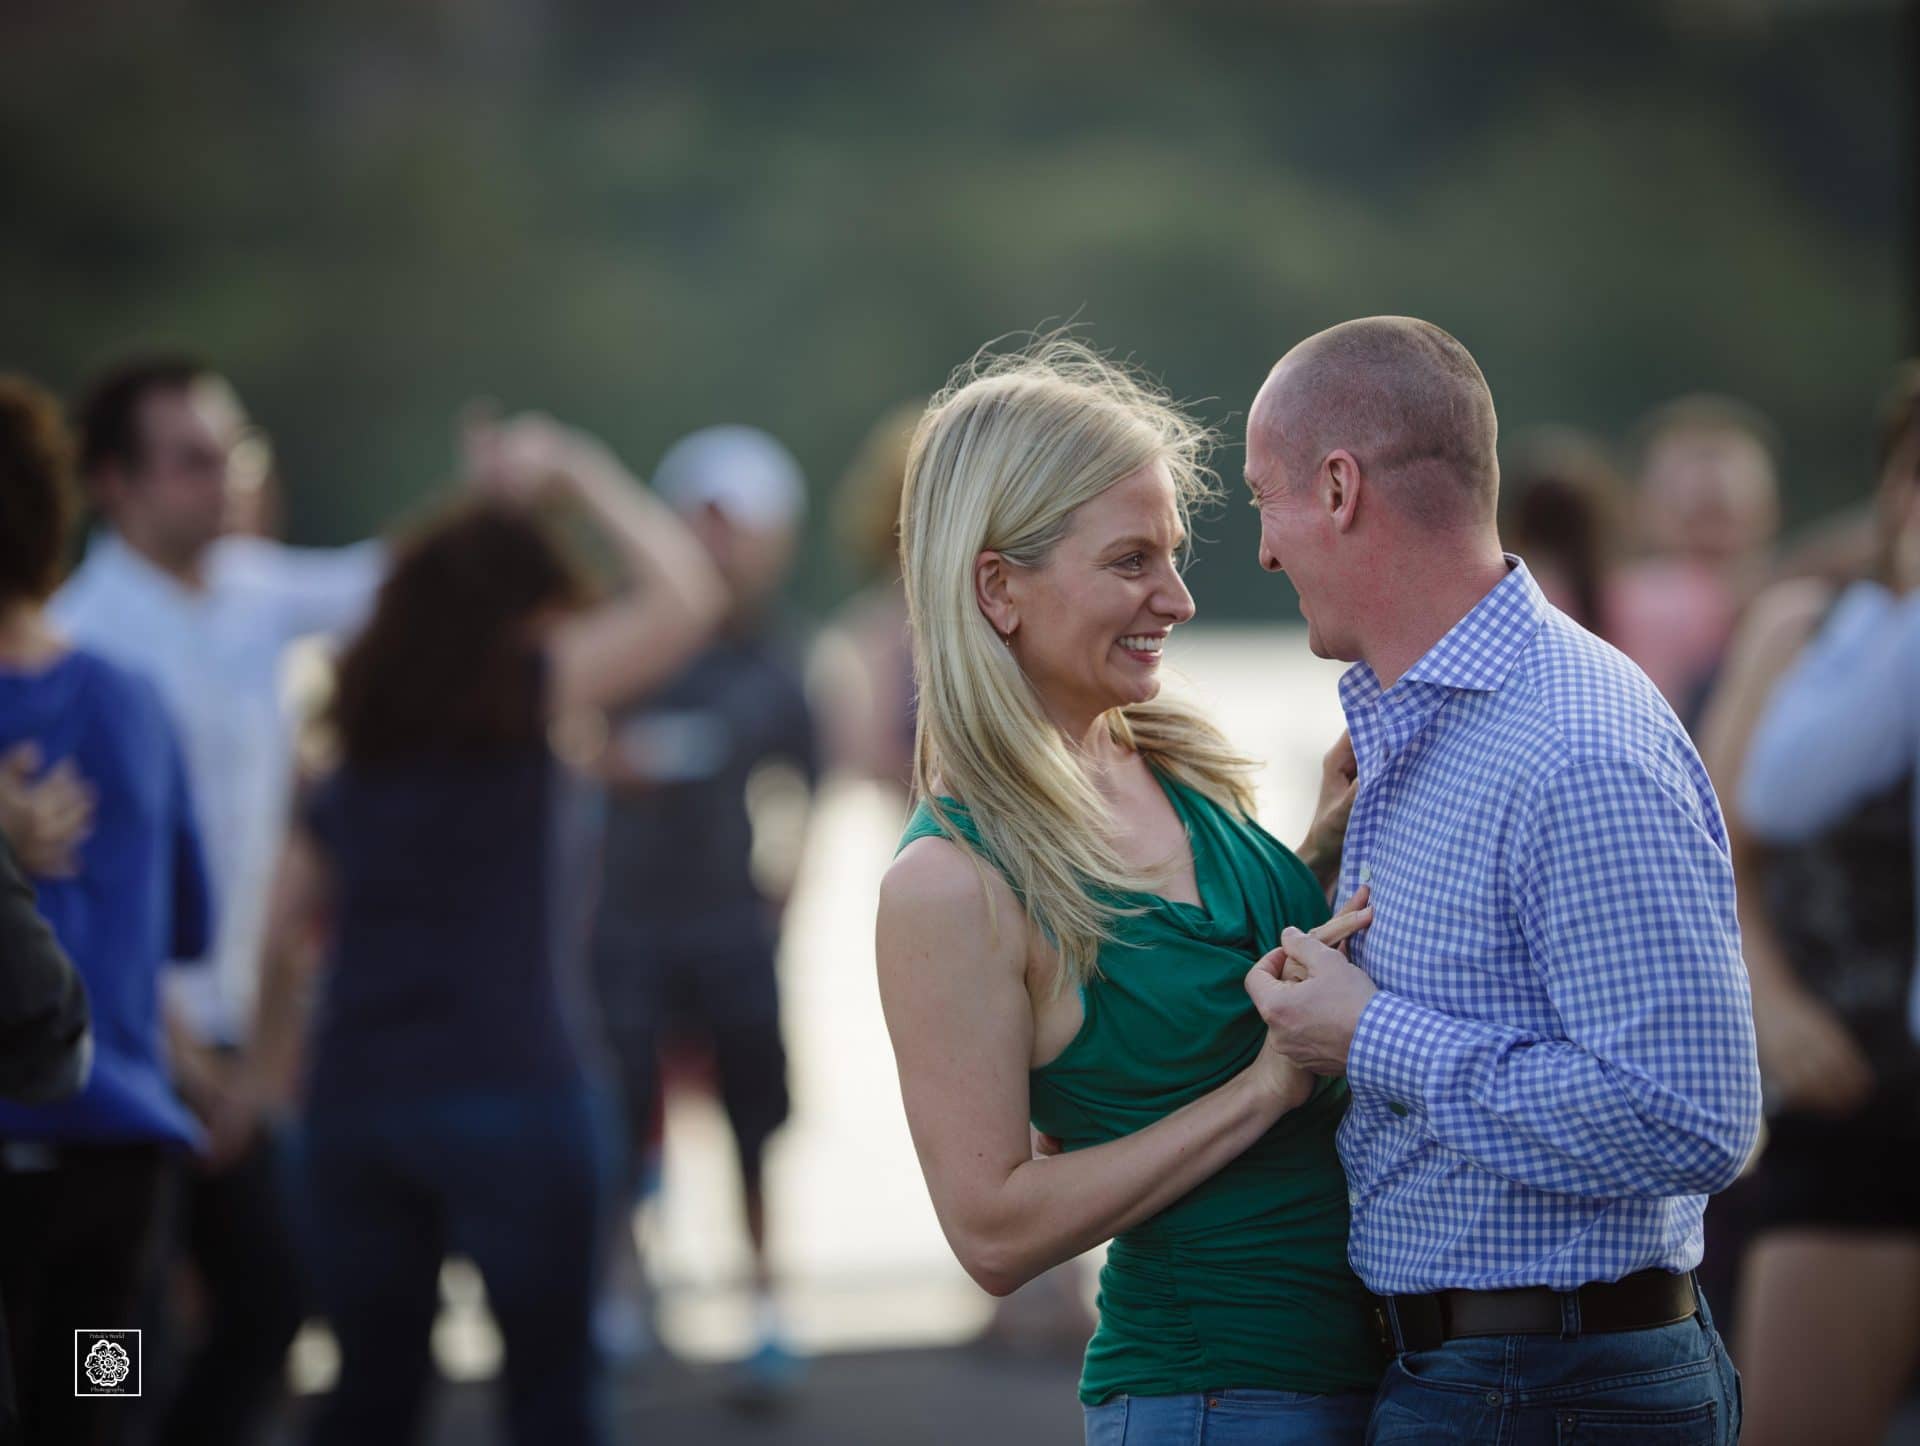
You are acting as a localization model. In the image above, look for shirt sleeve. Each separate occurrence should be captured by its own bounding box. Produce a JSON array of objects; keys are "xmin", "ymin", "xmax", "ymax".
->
[
  {"xmin": 222, "ymin": 537, "xmax": 387, "ymax": 644},
  {"xmin": 0, "ymin": 833, "xmax": 92, "ymax": 1104},
  {"xmin": 1346, "ymin": 755, "xmax": 1762, "ymax": 1200},
  {"xmin": 1739, "ymin": 582, "xmax": 1920, "ymax": 843}
]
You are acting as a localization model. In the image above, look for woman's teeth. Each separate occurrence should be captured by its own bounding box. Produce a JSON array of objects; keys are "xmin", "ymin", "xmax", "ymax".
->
[{"xmin": 1118, "ymin": 635, "xmax": 1164, "ymax": 653}]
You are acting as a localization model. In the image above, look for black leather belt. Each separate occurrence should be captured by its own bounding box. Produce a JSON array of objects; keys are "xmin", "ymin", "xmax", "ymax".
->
[{"xmin": 1377, "ymin": 1269, "xmax": 1698, "ymax": 1354}]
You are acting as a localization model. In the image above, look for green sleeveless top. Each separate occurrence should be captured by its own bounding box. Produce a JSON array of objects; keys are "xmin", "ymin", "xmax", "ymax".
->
[{"xmin": 899, "ymin": 770, "xmax": 1385, "ymax": 1404}]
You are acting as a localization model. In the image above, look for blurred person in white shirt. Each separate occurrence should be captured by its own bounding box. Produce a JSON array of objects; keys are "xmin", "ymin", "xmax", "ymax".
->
[{"xmin": 53, "ymin": 354, "xmax": 385, "ymax": 1446}]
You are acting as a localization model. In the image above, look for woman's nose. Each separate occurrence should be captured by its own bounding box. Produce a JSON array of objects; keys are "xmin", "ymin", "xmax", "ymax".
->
[{"xmin": 1158, "ymin": 565, "xmax": 1197, "ymax": 623}]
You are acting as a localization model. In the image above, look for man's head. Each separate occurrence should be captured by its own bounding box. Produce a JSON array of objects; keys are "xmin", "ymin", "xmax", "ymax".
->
[
  {"xmin": 77, "ymin": 354, "xmax": 243, "ymax": 573},
  {"xmin": 1630, "ymin": 395, "xmax": 1779, "ymax": 568},
  {"xmin": 1246, "ymin": 316, "xmax": 1500, "ymax": 659},
  {"xmin": 0, "ymin": 376, "xmax": 80, "ymax": 609},
  {"xmin": 653, "ymin": 425, "xmax": 806, "ymax": 619}
]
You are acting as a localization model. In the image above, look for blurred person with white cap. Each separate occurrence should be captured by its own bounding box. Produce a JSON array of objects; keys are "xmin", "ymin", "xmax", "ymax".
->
[{"xmin": 587, "ymin": 424, "xmax": 819, "ymax": 1402}]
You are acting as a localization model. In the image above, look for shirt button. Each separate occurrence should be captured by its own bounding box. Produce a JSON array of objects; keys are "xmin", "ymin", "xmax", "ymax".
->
[
  {"xmin": 1388, "ymin": 1102, "xmax": 1410, "ymax": 1118},
  {"xmin": 1359, "ymin": 862, "xmax": 1373, "ymax": 885}
]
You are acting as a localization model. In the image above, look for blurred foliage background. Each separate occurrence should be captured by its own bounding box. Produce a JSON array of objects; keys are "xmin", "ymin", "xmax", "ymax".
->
[{"xmin": 1, "ymin": 0, "xmax": 1910, "ymax": 617}]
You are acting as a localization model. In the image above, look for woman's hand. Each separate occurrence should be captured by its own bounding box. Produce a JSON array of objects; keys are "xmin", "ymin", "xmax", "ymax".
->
[
  {"xmin": 1296, "ymin": 732, "xmax": 1357, "ymax": 889},
  {"xmin": 1751, "ymin": 978, "xmax": 1874, "ymax": 1117},
  {"xmin": 0, "ymin": 745, "xmax": 95, "ymax": 879},
  {"xmin": 1245, "ymin": 886, "xmax": 1375, "ymax": 1078},
  {"xmin": 1284, "ymin": 886, "xmax": 1372, "ymax": 979},
  {"xmin": 461, "ymin": 405, "xmax": 616, "ymax": 508}
]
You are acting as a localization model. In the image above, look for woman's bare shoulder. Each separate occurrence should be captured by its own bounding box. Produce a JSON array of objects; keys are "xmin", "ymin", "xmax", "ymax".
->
[
  {"xmin": 878, "ymin": 834, "xmax": 1024, "ymax": 970},
  {"xmin": 883, "ymin": 833, "xmax": 994, "ymax": 914}
]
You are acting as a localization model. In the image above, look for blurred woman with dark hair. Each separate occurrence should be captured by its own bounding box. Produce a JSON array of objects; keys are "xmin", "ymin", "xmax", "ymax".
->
[
  {"xmin": 1499, "ymin": 426, "xmax": 1627, "ymax": 641},
  {"xmin": 260, "ymin": 414, "xmax": 724, "ymax": 1446}
]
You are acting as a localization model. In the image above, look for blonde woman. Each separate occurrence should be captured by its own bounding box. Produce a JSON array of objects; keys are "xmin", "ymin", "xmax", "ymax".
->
[{"xmin": 877, "ymin": 340, "xmax": 1384, "ymax": 1445}]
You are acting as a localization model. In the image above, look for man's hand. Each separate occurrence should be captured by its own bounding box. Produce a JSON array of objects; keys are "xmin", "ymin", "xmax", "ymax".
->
[
  {"xmin": 0, "ymin": 745, "xmax": 95, "ymax": 878},
  {"xmin": 1297, "ymin": 732, "xmax": 1358, "ymax": 888},
  {"xmin": 1246, "ymin": 888, "xmax": 1378, "ymax": 1075},
  {"xmin": 202, "ymin": 1069, "xmax": 266, "ymax": 1172}
]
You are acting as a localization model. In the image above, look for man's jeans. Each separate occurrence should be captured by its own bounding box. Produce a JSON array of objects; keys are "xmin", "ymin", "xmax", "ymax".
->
[{"xmin": 1368, "ymin": 1280, "xmax": 1740, "ymax": 1444}]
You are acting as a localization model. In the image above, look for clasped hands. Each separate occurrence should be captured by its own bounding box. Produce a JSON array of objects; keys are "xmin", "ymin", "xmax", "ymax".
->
[{"xmin": 1244, "ymin": 885, "xmax": 1377, "ymax": 1076}]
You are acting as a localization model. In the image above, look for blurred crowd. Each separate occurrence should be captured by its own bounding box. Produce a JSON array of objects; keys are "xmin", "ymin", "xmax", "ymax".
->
[{"xmin": 0, "ymin": 347, "xmax": 1913, "ymax": 1446}]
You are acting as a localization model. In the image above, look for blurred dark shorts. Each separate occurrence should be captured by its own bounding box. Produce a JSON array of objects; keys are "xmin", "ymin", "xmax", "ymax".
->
[
  {"xmin": 589, "ymin": 916, "xmax": 790, "ymax": 1163},
  {"xmin": 1745, "ymin": 1099, "xmax": 1920, "ymax": 1234}
]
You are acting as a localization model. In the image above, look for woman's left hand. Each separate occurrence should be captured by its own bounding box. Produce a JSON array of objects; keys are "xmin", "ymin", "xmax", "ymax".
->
[{"xmin": 1297, "ymin": 732, "xmax": 1357, "ymax": 887}]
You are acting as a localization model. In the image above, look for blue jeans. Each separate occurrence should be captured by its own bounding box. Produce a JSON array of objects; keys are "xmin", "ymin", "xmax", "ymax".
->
[
  {"xmin": 292, "ymin": 1086, "xmax": 612, "ymax": 1446},
  {"xmin": 1085, "ymin": 1388, "xmax": 1374, "ymax": 1444},
  {"xmin": 1367, "ymin": 1282, "xmax": 1740, "ymax": 1444}
]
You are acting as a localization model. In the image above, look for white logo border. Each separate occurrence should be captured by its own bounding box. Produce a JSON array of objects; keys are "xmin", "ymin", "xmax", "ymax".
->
[{"xmin": 73, "ymin": 1329, "xmax": 141, "ymax": 1398}]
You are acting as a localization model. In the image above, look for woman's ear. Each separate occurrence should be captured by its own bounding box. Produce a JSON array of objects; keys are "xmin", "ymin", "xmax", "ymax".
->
[{"xmin": 974, "ymin": 550, "xmax": 1019, "ymax": 641}]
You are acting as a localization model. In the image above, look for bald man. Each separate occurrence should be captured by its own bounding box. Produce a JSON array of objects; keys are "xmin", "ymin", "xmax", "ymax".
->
[{"xmin": 1242, "ymin": 318, "xmax": 1760, "ymax": 1443}]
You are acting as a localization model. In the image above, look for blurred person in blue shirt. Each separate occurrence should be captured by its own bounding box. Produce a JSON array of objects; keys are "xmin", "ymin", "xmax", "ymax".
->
[{"xmin": 0, "ymin": 376, "xmax": 210, "ymax": 1446}]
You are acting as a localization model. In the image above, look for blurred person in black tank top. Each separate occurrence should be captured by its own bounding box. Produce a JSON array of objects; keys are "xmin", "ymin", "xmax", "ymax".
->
[{"xmin": 254, "ymin": 414, "xmax": 724, "ymax": 1446}]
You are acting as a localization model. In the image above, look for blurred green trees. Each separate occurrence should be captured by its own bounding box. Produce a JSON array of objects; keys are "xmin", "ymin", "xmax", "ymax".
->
[{"xmin": 0, "ymin": 1, "xmax": 1906, "ymax": 617}]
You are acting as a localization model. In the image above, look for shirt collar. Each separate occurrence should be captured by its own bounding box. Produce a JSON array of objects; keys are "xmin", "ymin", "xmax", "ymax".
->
[
  {"xmin": 1340, "ymin": 555, "xmax": 1547, "ymax": 712},
  {"xmin": 85, "ymin": 529, "xmax": 205, "ymax": 607}
]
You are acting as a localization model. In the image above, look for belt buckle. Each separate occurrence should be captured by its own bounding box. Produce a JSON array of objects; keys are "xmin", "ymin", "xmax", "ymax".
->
[{"xmin": 1370, "ymin": 1300, "xmax": 1395, "ymax": 1356}]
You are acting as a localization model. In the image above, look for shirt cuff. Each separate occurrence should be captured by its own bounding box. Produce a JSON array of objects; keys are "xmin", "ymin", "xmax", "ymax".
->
[{"xmin": 1347, "ymin": 989, "xmax": 1479, "ymax": 1111}]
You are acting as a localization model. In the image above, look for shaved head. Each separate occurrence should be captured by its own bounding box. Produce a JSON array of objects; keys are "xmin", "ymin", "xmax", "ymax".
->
[{"xmin": 1254, "ymin": 316, "xmax": 1499, "ymax": 528}]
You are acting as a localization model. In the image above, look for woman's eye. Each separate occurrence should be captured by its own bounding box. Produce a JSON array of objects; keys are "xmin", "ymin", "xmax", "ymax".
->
[{"xmin": 1115, "ymin": 554, "xmax": 1145, "ymax": 572}]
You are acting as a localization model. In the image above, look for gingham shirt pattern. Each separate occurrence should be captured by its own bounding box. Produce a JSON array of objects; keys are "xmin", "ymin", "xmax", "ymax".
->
[{"xmin": 1335, "ymin": 559, "xmax": 1761, "ymax": 1295}]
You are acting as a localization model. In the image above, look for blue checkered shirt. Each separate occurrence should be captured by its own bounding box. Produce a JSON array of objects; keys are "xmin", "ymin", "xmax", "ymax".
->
[{"xmin": 1335, "ymin": 559, "xmax": 1761, "ymax": 1295}]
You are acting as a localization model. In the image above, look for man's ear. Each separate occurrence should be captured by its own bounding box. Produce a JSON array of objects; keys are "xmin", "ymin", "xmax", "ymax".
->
[
  {"xmin": 974, "ymin": 549, "xmax": 1019, "ymax": 639},
  {"xmin": 1324, "ymin": 449, "xmax": 1363, "ymax": 535}
]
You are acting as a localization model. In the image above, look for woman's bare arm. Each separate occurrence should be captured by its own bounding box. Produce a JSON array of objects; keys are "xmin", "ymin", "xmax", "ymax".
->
[
  {"xmin": 480, "ymin": 415, "xmax": 728, "ymax": 720},
  {"xmin": 877, "ymin": 835, "xmax": 1322, "ymax": 1297},
  {"xmin": 1696, "ymin": 578, "xmax": 1874, "ymax": 1115}
]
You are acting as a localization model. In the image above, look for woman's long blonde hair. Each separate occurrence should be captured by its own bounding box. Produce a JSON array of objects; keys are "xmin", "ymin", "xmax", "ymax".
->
[{"xmin": 901, "ymin": 336, "xmax": 1258, "ymax": 991}]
